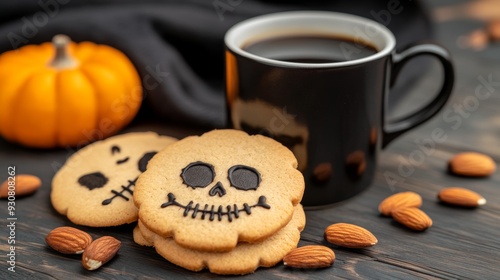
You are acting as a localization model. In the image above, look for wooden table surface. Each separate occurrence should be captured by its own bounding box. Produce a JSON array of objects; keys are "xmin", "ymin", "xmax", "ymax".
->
[{"xmin": 1, "ymin": 2, "xmax": 500, "ymax": 280}]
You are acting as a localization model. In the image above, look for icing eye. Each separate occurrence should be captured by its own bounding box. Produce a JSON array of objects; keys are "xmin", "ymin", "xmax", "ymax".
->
[
  {"xmin": 228, "ymin": 165, "xmax": 261, "ymax": 191},
  {"xmin": 111, "ymin": 145, "xmax": 120, "ymax": 154},
  {"xmin": 181, "ymin": 162, "xmax": 215, "ymax": 188},
  {"xmin": 138, "ymin": 151, "xmax": 157, "ymax": 172},
  {"xmin": 78, "ymin": 172, "xmax": 108, "ymax": 190}
]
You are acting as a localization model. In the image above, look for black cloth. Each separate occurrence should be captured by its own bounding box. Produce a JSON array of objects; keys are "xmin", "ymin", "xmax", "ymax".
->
[{"xmin": 0, "ymin": 0, "xmax": 432, "ymax": 128}]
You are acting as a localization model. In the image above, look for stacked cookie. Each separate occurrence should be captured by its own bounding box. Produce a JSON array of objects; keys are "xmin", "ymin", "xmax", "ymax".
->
[{"xmin": 133, "ymin": 129, "xmax": 306, "ymax": 275}]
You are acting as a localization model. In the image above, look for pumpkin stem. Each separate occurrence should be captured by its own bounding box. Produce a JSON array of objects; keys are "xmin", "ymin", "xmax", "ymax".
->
[{"xmin": 49, "ymin": 34, "xmax": 78, "ymax": 69}]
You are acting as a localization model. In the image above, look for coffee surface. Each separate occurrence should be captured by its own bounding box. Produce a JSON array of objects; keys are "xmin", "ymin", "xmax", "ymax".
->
[{"xmin": 243, "ymin": 35, "xmax": 378, "ymax": 63}]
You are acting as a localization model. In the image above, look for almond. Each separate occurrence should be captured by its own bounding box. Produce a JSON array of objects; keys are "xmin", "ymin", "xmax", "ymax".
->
[
  {"xmin": 346, "ymin": 150, "xmax": 366, "ymax": 176},
  {"xmin": 392, "ymin": 207, "xmax": 432, "ymax": 231},
  {"xmin": 283, "ymin": 245, "xmax": 335, "ymax": 269},
  {"xmin": 82, "ymin": 236, "xmax": 121, "ymax": 270},
  {"xmin": 370, "ymin": 127, "xmax": 377, "ymax": 147},
  {"xmin": 378, "ymin": 191, "xmax": 422, "ymax": 216},
  {"xmin": 324, "ymin": 223, "xmax": 377, "ymax": 248},
  {"xmin": 312, "ymin": 162, "xmax": 333, "ymax": 183},
  {"xmin": 46, "ymin": 227, "xmax": 92, "ymax": 254},
  {"xmin": 0, "ymin": 174, "xmax": 41, "ymax": 198},
  {"xmin": 449, "ymin": 152, "xmax": 496, "ymax": 177},
  {"xmin": 438, "ymin": 187, "xmax": 486, "ymax": 207},
  {"xmin": 487, "ymin": 20, "xmax": 500, "ymax": 41}
]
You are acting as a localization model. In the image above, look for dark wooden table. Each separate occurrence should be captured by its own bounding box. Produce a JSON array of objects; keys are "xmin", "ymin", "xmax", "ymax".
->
[{"xmin": 2, "ymin": 2, "xmax": 500, "ymax": 280}]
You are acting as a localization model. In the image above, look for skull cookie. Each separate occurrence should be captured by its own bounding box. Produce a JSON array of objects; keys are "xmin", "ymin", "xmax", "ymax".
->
[
  {"xmin": 134, "ymin": 205, "xmax": 306, "ymax": 275},
  {"xmin": 134, "ymin": 129, "xmax": 305, "ymax": 252},
  {"xmin": 51, "ymin": 132, "xmax": 177, "ymax": 227}
]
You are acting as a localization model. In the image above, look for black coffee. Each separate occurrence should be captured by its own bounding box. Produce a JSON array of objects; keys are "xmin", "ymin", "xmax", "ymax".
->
[{"xmin": 243, "ymin": 35, "xmax": 378, "ymax": 63}]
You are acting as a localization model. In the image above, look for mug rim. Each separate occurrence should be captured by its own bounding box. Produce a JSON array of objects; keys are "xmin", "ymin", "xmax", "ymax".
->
[{"xmin": 225, "ymin": 11, "xmax": 396, "ymax": 68}]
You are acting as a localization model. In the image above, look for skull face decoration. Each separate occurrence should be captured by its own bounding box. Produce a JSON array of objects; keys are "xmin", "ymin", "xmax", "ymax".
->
[
  {"xmin": 77, "ymin": 148, "xmax": 157, "ymax": 205},
  {"xmin": 51, "ymin": 132, "xmax": 177, "ymax": 227},
  {"xmin": 134, "ymin": 130, "xmax": 305, "ymax": 252},
  {"xmin": 161, "ymin": 161, "xmax": 270, "ymax": 221}
]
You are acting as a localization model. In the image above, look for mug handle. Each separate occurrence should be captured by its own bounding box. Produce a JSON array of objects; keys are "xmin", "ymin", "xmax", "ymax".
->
[{"xmin": 382, "ymin": 43, "xmax": 455, "ymax": 148}]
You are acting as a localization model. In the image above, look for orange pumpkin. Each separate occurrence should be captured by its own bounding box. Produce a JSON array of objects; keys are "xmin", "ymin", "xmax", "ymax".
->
[{"xmin": 0, "ymin": 35, "xmax": 142, "ymax": 148}]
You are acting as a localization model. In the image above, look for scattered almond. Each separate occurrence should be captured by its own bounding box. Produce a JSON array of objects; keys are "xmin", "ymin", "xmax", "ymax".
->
[
  {"xmin": 370, "ymin": 127, "xmax": 377, "ymax": 147},
  {"xmin": 465, "ymin": 29, "xmax": 489, "ymax": 50},
  {"xmin": 0, "ymin": 174, "xmax": 41, "ymax": 198},
  {"xmin": 438, "ymin": 187, "xmax": 486, "ymax": 207},
  {"xmin": 283, "ymin": 245, "xmax": 335, "ymax": 269},
  {"xmin": 449, "ymin": 152, "xmax": 496, "ymax": 177},
  {"xmin": 312, "ymin": 162, "xmax": 333, "ymax": 183},
  {"xmin": 324, "ymin": 223, "xmax": 377, "ymax": 248},
  {"xmin": 346, "ymin": 150, "xmax": 366, "ymax": 176},
  {"xmin": 82, "ymin": 236, "xmax": 121, "ymax": 270},
  {"xmin": 487, "ymin": 20, "xmax": 500, "ymax": 41},
  {"xmin": 392, "ymin": 207, "xmax": 432, "ymax": 231},
  {"xmin": 45, "ymin": 227, "xmax": 92, "ymax": 254},
  {"xmin": 378, "ymin": 191, "xmax": 422, "ymax": 216}
]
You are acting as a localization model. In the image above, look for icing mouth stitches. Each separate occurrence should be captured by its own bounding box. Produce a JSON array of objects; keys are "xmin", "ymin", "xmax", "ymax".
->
[
  {"xmin": 161, "ymin": 193, "xmax": 271, "ymax": 222},
  {"xmin": 102, "ymin": 177, "xmax": 137, "ymax": 205}
]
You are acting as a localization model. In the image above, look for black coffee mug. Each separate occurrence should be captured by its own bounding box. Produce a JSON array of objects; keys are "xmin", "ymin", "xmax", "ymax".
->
[{"xmin": 225, "ymin": 11, "xmax": 454, "ymax": 207}]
